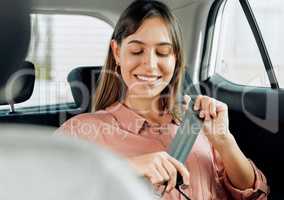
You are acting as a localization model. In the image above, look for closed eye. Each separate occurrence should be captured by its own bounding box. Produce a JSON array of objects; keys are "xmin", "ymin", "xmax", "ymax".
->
[
  {"xmin": 156, "ymin": 46, "xmax": 172, "ymax": 57},
  {"xmin": 156, "ymin": 52, "xmax": 170, "ymax": 57},
  {"xmin": 131, "ymin": 50, "xmax": 143, "ymax": 55}
]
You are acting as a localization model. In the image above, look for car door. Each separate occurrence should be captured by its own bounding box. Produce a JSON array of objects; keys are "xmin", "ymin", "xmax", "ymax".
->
[{"xmin": 198, "ymin": 0, "xmax": 284, "ymax": 198}]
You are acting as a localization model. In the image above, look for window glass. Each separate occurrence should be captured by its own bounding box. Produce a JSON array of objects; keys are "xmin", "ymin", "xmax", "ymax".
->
[
  {"xmin": 214, "ymin": 0, "xmax": 284, "ymax": 87},
  {"xmin": 0, "ymin": 14, "xmax": 113, "ymax": 110}
]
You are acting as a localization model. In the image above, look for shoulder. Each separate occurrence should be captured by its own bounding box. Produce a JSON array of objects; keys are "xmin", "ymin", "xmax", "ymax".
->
[
  {"xmin": 56, "ymin": 110, "xmax": 116, "ymax": 136},
  {"xmin": 67, "ymin": 110, "xmax": 115, "ymax": 127},
  {"xmin": 70, "ymin": 110, "xmax": 114, "ymax": 124}
]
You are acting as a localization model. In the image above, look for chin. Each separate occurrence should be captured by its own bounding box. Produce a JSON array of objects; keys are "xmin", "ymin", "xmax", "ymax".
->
[{"xmin": 132, "ymin": 89, "xmax": 162, "ymax": 99}]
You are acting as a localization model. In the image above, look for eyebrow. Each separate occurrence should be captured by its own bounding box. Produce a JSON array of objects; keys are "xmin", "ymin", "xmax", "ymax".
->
[{"xmin": 128, "ymin": 40, "xmax": 172, "ymax": 46}]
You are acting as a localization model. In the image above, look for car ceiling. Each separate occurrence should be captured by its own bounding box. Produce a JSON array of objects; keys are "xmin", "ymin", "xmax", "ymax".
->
[{"xmin": 31, "ymin": 0, "xmax": 213, "ymax": 24}]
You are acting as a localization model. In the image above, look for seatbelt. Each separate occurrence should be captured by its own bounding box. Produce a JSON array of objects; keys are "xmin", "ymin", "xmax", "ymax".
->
[
  {"xmin": 166, "ymin": 72, "xmax": 203, "ymax": 199},
  {"xmin": 169, "ymin": 75, "xmax": 201, "ymax": 163}
]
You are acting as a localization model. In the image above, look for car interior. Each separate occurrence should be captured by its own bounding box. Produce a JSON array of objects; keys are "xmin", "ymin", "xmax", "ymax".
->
[
  {"xmin": 0, "ymin": 1, "xmax": 154, "ymax": 199},
  {"xmin": 0, "ymin": 0, "xmax": 283, "ymax": 198}
]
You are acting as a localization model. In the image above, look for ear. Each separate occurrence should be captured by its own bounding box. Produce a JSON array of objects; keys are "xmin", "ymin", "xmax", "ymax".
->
[{"xmin": 111, "ymin": 39, "xmax": 120, "ymax": 65}]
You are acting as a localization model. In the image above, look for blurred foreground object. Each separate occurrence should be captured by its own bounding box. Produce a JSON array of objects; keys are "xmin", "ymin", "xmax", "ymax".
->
[{"xmin": 0, "ymin": 124, "xmax": 154, "ymax": 200}]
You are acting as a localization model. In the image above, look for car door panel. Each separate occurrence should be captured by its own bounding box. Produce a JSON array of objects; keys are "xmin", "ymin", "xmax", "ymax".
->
[{"xmin": 201, "ymin": 74, "xmax": 283, "ymax": 197}]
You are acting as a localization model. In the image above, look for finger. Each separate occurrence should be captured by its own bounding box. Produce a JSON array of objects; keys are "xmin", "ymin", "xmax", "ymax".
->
[
  {"xmin": 209, "ymin": 99, "xmax": 217, "ymax": 118},
  {"xmin": 199, "ymin": 110, "xmax": 205, "ymax": 119},
  {"xmin": 149, "ymin": 167, "xmax": 165, "ymax": 186},
  {"xmin": 183, "ymin": 95, "xmax": 191, "ymax": 111},
  {"xmin": 155, "ymin": 163, "xmax": 170, "ymax": 185},
  {"xmin": 200, "ymin": 97, "xmax": 211, "ymax": 121},
  {"xmin": 167, "ymin": 156, "xmax": 190, "ymax": 187},
  {"xmin": 194, "ymin": 95, "xmax": 202, "ymax": 111},
  {"xmin": 162, "ymin": 159, "xmax": 177, "ymax": 192}
]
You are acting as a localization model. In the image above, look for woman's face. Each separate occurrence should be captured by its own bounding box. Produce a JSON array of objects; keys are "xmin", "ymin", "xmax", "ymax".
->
[{"xmin": 112, "ymin": 17, "xmax": 176, "ymax": 99}]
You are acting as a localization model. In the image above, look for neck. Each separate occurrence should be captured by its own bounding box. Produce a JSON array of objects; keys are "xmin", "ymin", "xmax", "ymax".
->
[{"xmin": 123, "ymin": 93, "xmax": 161, "ymax": 118}]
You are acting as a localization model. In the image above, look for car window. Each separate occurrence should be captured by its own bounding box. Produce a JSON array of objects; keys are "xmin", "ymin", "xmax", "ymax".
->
[
  {"xmin": 214, "ymin": 0, "xmax": 283, "ymax": 87},
  {"xmin": 0, "ymin": 14, "xmax": 113, "ymax": 110}
]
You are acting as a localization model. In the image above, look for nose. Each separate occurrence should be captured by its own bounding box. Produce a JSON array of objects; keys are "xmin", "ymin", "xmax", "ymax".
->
[{"xmin": 143, "ymin": 49, "xmax": 158, "ymax": 72}]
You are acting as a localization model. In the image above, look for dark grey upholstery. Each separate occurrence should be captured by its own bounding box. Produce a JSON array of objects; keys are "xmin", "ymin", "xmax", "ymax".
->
[
  {"xmin": 0, "ymin": 0, "xmax": 31, "ymax": 88},
  {"xmin": 0, "ymin": 61, "xmax": 35, "ymax": 106},
  {"xmin": 67, "ymin": 66, "xmax": 102, "ymax": 112},
  {"xmin": 0, "ymin": 0, "xmax": 34, "ymax": 110}
]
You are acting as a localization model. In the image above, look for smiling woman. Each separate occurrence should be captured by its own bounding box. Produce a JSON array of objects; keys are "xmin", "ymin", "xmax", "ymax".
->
[
  {"xmin": 56, "ymin": 1, "xmax": 269, "ymax": 199},
  {"xmin": 110, "ymin": 17, "xmax": 176, "ymax": 113},
  {"xmin": 93, "ymin": 0, "xmax": 185, "ymax": 118}
]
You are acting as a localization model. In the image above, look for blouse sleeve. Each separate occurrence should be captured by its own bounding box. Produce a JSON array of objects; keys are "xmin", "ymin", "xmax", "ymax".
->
[{"xmin": 212, "ymin": 147, "xmax": 269, "ymax": 200}]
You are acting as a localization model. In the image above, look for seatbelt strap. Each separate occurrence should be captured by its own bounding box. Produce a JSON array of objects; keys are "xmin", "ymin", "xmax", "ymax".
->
[{"xmin": 168, "ymin": 72, "xmax": 203, "ymax": 189}]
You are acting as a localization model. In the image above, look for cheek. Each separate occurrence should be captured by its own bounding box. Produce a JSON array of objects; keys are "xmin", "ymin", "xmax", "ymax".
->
[
  {"xmin": 162, "ymin": 58, "xmax": 176, "ymax": 81},
  {"xmin": 119, "ymin": 54, "xmax": 139, "ymax": 83}
]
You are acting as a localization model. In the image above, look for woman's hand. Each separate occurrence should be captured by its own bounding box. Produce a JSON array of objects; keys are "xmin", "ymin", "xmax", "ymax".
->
[
  {"xmin": 192, "ymin": 95, "xmax": 255, "ymax": 189},
  {"xmin": 128, "ymin": 151, "xmax": 190, "ymax": 192},
  {"xmin": 193, "ymin": 95, "xmax": 235, "ymax": 152}
]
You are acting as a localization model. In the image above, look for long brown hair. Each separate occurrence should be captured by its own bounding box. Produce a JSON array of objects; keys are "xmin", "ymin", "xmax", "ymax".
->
[{"xmin": 93, "ymin": 0, "xmax": 186, "ymax": 122}]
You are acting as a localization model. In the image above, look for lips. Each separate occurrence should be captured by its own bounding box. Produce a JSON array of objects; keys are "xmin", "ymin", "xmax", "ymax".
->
[{"xmin": 134, "ymin": 74, "xmax": 162, "ymax": 83}]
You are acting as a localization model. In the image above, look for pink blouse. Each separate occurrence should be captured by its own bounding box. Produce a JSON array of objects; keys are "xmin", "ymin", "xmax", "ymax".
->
[{"xmin": 56, "ymin": 102, "xmax": 269, "ymax": 200}]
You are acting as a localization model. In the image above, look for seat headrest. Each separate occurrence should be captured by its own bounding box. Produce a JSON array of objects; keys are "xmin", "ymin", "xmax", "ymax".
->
[
  {"xmin": 67, "ymin": 66, "xmax": 102, "ymax": 112},
  {"xmin": 0, "ymin": 0, "xmax": 31, "ymax": 89},
  {"xmin": 0, "ymin": 61, "xmax": 35, "ymax": 105},
  {"xmin": 0, "ymin": 125, "xmax": 154, "ymax": 200}
]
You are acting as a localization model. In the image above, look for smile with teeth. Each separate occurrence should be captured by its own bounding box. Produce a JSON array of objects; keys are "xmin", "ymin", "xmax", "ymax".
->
[{"xmin": 135, "ymin": 74, "xmax": 162, "ymax": 82}]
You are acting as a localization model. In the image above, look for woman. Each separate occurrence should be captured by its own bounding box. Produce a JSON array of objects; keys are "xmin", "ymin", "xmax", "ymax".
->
[{"xmin": 57, "ymin": 0, "xmax": 269, "ymax": 199}]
